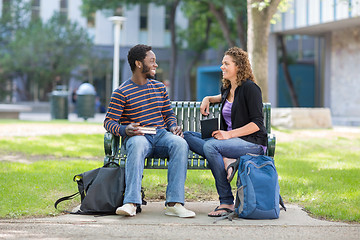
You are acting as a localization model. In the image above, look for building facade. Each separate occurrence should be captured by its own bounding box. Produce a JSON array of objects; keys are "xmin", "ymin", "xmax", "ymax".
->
[{"xmin": 269, "ymin": 0, "xmax": 360, "ymax": 125}]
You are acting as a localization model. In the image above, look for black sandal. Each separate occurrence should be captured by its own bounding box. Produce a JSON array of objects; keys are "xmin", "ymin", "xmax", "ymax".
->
[
  {"xmin": 226, "ymin": 158, "xmax": 240, "ymax": 183},
  {"xmin": 208, "ymin": 206, "xmax": 233, "ymax": 217}
]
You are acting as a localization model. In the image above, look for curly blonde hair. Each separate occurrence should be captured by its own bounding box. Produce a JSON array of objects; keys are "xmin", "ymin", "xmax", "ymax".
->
[{"xmin": 222, "ymin": 47, "xmax": 256, "ymax": 88}]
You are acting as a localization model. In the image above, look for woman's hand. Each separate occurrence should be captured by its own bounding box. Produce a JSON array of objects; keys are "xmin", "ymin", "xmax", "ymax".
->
[
  {"xmin": 212, "ymin": 130, "xmax": 232, "ymax": 140},
  {"xmin": 200, "ymin": 97, "xmax": 210, "ymax": 116},
  {"xmin": 200, "ymin": 94, "xmax": 222, "ymax": 116}
]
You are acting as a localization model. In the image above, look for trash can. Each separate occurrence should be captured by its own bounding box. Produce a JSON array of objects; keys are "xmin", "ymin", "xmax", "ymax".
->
[
  {"xmin": 76, "ymin": 83, "xmax": 96, "ymax": 120},
  {"xmin": 50, "ymin": 85, "xmax": 69, "ymax": 120}
]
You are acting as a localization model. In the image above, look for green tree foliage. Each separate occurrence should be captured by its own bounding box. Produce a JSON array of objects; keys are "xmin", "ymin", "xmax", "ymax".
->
[
  {"xmin": 198, "ymin": 0, "xmax": 247, "ymax": 49},
  {"xmin": 176, "ymin": 0, "xmax": 248, "ymax": 99},
  {"xmin": 179, "ymin": 1, "xmax": 224, "ymax": 99},
  {"xmin": 0, "ymin": 0, "xmax": 31, "ymax": 100},
  {"xmin": 0, "ymin": 7, "xmax": 92, "ymax": 101},
  {"xmin": 180, "ymin": 1, "xmax": 224, "ymax": 51}
]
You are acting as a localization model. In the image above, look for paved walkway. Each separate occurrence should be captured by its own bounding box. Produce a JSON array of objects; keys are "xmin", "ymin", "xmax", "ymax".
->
[{"xmin": 1, "ymin": 202, "xmax": 359, "ymax": 239}]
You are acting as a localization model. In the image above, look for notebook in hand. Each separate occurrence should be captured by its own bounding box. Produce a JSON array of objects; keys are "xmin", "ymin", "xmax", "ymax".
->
[
  {"xmin": 200, "ymin": 118, "xmax": 218, "ymax": 139},
  {"xmin": 137, "ymin": 126, "xmax": 157, "ymax": 135}
]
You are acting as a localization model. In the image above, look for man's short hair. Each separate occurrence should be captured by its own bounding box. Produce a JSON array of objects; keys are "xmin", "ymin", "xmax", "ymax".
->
[{"xmin": 127, "ymin": 44, "xmax": 152, "ymax": 72}]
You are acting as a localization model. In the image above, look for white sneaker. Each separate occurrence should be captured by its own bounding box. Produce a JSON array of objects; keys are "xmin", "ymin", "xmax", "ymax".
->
[
  {"xmin": 165, "ymin": 203, "xmax": 196, "ymax": 218},
  {"xmin": 116, "ymin": 203, "xmax": 136, "ymax": 217}
]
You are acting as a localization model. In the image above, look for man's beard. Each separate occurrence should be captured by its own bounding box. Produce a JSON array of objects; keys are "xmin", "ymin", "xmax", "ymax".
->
[{"xmin": 142, "ymin": 63, "xmax": 155, "ymax": 79}]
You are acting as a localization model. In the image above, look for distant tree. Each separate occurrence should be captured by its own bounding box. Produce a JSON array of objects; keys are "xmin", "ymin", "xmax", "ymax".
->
[
  {"xmin": 0, "ymin": 12, "xmax": 92, "ymax": 101},
  {"xmin": 200, "ymin": 0, "xmax": 248, "ymax": 49},
  {"xmin": 180, "ymin": 1, "xmax": 225, "ymax": 100},
  {"xmin": 0, "ymin": 0, "xmax": 30, "ymax": 42},
  {"xmin": 0, "ymin": 0, "xmax": 31, "ymax": 101},
  {"xmin": 182, "ymin": 0, "xmax": 289, "ymax": 102}
]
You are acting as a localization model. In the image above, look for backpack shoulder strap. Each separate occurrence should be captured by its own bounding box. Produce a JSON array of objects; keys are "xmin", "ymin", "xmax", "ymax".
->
[
  {"xmin": 212, "ymin": 211, "xmax": 237, "ymax": 223},
  {"xmin": 280, "ymin": 195, "xmax": 287, "ymax": 211},
  {"xmin": 54, "ymin": 192, "xmax": 80, "ymax": 210}
]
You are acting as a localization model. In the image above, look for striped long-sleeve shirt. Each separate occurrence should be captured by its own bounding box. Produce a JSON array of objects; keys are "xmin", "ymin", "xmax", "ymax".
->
[{"xmin": 104, "ymin": 79, "xmax": 177, "ymax": 136}]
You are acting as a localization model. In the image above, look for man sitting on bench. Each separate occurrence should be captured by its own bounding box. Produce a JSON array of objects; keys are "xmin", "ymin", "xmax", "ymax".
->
[{"xmin": 103, "ymin": 44, "xmax": 195, "ymax": 218}]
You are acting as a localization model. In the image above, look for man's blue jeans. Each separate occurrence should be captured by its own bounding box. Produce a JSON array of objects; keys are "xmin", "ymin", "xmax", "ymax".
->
[
  {"xmin": 123, "ymin": 129, "xmax": 189, "ymax": 206},
  {"xmin": 183, "ymin": 131, "xmax": 263, "ymax": 205}
]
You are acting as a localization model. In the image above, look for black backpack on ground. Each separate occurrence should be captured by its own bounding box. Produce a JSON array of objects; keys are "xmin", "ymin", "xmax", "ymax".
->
[{"xmin": 54, "ymin": 162, "xmax": 146, "ymax": 215}]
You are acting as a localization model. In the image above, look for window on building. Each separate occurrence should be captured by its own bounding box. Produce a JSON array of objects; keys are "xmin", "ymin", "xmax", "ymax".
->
[
  {"xmin": 31, "ymin": 0, "xmax": 40, "ymax": 21},
  {"xmin": 140, "ymin": 4, "xmax": 148, "ymax": 30},
  {"xmin": 59, "ymin": 0, "xmax": 68, "ymax": 23}
]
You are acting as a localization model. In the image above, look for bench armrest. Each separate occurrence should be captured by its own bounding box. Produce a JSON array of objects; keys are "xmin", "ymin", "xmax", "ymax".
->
[
  {"xmin": 104, "ymin": 132, "xmax": 120, "ymax": 162},
  {"xmin": 267, "ymin": 133, "xmax": 276, "ymax": 158}
]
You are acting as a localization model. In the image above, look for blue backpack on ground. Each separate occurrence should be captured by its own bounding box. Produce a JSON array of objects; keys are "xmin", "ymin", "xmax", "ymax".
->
[{"xmin": 234, "ymin": 154, "xmax": 286, "ymax": 219}]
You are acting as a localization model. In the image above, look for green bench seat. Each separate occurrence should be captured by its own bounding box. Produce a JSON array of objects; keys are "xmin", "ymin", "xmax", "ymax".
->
[{"xmin": 103, "ymin": 101, "xmax": 275, "ymax": 169}]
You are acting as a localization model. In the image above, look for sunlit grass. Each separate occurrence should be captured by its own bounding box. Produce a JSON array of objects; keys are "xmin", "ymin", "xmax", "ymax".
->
[
  {"xmin": 142, "ymin": 169, "xmax": 217, "ymax": 201},
  {"xmin": 0, "ymin": 160, "xmax": 216, "ymax": 218},
  {"xmin": 275, "ymin": 137, "xmax": 360, "ymax": 222},
  {"xmin": 0, "ymin": 129, "xmax": 359, "ymax": 222},
  {"xmin": 0, "ymin": 134, "xmax": 104, "ymax": 158},
  {"xmin": 0, "ymin": 160, "xmax": 100, "ymax": 218}
]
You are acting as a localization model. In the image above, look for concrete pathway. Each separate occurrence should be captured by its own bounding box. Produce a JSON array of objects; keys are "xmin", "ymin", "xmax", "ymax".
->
[{"xmin": 0, "ymin": 202, "xmax": 359, "ymax": 239}]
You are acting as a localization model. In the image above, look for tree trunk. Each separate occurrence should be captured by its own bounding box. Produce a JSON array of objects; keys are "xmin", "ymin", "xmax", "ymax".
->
[
  {"xmin": 247, "ymin": 0, "xmax": 281, "ymax": 102},
  {"xmin": 236, "ymin": 15, "xmax": 247, "ymax": 50},
  {"xmin": 208, "ymin": 2, "xmax": 235, "ymax": 47},
  {"xmin": 169, "ymin": 0, "xmax": 179, "ymax": 99},
  {"xmin": 184, "ymin": 17, "xmax": 212, "ymax": 100}
]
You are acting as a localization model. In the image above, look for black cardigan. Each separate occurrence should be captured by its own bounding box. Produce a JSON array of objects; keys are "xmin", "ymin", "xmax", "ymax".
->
[{"xmin": 220, "ymin": 79, "xmax": 267, "ymax": 146}]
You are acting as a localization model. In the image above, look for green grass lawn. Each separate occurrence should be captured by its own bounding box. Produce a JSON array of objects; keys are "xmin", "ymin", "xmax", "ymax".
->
[
  {"xmin": 275, "ymin": 137, "xmax": 360, "ymax": 222},
  {"xmin": 0, "ymin": 128, "xmax": 359, "ymax": 222},
  {"xmin": 0, "ymin": 134, "xmax": 104, "ymax": 158}
]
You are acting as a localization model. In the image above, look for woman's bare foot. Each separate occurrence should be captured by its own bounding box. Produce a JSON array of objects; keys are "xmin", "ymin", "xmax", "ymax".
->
[
  {"xmin": 223, "ymin": 157, "xmax": 237, "ymax": 181},
  {"xmin": 208, "ymin": 204, "xmax": 234, "ymax": 217}
]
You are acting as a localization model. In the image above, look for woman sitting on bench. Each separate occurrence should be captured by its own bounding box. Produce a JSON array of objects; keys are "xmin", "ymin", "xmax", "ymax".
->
[{"xmin": 183, "ymin": 47, "xmax": 267, "ymax": 217}]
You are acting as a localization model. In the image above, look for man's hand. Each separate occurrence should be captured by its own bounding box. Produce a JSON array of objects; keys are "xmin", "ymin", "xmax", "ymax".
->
[
  {"xmin": 170, "ymin": 126, "xmax": 183, "ymax": 137},
  {"xmin": 200, "ymin": 97, "xmax": 210, "ymax": 116},
  {"xmin": 125, "ymin": 123, "xmax": 144, "ymax": 136}
]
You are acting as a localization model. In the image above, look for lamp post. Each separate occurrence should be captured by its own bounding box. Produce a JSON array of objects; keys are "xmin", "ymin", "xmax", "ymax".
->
[{"xmin": 108, "ymin": 16, "xmax": 126, "ymax": 91}]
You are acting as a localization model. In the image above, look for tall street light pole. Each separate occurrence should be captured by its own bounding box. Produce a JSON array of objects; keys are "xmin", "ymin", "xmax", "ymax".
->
[{"xmin": 108, "ymin": 16, "xmax": 126, "ymax": 91}]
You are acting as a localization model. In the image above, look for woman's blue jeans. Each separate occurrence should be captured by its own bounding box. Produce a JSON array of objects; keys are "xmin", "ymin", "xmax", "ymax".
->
[
  {"xmin": 183, "ymin": 131, "xmax": 263, "ymax": 205},
  {"xmin": 123, "ymin": 129, "xmax": 189, "ymax": 206}
]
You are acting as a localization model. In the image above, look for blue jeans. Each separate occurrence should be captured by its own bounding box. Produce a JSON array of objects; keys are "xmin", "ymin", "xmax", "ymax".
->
[
  {"xmin": 123, "ymin": 129, "xmax": 189, "ymax": 206},
  {"xmin": 183, "ymin": 131, "xmax": 263, "ymax": 205}
]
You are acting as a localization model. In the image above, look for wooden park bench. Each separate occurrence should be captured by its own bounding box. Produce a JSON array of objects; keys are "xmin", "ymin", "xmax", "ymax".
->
[{"xmin": 103, "ymin": 101, "xmax": 275, "ymax": 169}]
